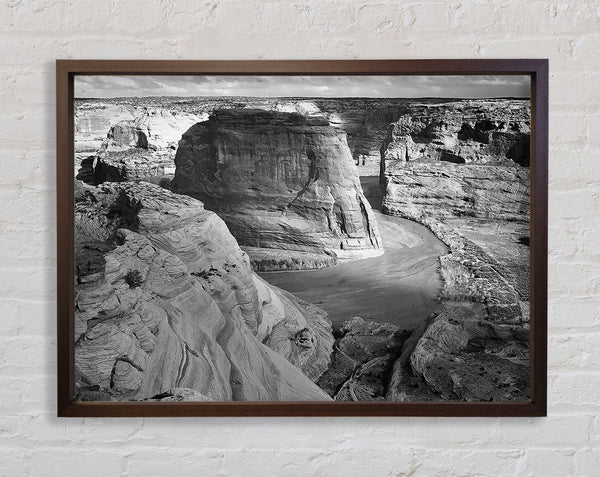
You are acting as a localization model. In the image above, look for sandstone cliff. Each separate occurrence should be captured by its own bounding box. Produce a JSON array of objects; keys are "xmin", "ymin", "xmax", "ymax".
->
[
  {"xmin": 75, "ymin": 181, "xmax": 333, "ymax": 401},
  {"xmin": 76, "ymin": 108, "xmax": 205, "ymax": 186},
  {"xmin": 171, "ymin": 109, "xmax": 383, "ymax": 270},
  {"xmin": 380, "ymin": 99, "xmax": 530, "ymax": 171},
  {"xmin": 75, "ymin": 101, "xmax": 135, "ymax": 154},
  {"xmin": 380, "ymin": 99, "xmax": 531, "ymax": 401},
  {"xmin": 380, "ymin": 100, "xmax": 530, "ymax": 323}
]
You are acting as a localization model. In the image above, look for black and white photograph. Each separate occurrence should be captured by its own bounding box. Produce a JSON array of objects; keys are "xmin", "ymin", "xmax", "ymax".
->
[{"xmin": 73, "ymin": 73, "xmax": 531, "ymax": 403}]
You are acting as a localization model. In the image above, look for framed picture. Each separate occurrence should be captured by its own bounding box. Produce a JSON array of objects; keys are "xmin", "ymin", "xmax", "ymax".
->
[{"xmin": 57, "ymin": 59, "xmax": 548, "ymax": 417}]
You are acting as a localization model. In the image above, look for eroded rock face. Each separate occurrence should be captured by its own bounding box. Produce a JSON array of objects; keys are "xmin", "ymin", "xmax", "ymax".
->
[
  {"xmin": 380, "ymin": 99, "xmax": 530, "ymax": 171},
  {"xmin": 75, "ymin": 102, "xmax": 135, "ymax": 154},
  {"xmin": 408, "ymin": 305, "xmax": 529, "ymax": 401},
  {"xmin": 316, "ymin": 317, "xmax": 410, "ymax": 401},
  {"xmin": 381, "ymin": 99, "xmax": 530, "ymax": 324},
  {"xmin": 75, "ymin": 181, "xmax": 333, "ymax": 401},
  {"xmin": 380, "ymin": 99, "xmax": 531, "ymax": 401},
  {"xmin": 171, "ymin": 109, "xmax": 382, "ymax": 269},
  {"xmin": 383, "ymin": 162, "xmax": 530, "ymax": 223},
  {"xmin": 76, "ymin": 108, "xmax": 205, "ymax": 186}
]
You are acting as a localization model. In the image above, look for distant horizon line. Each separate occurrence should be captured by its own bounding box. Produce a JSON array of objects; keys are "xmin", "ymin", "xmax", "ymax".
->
[{"xmin": 74, "ymin": 95, "xmax": 531, "ymax": 100}]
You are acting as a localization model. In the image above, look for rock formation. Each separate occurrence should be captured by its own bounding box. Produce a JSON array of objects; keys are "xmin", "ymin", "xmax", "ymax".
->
[
  {"xmin": 316, "ymin": 317, "xmax": 411, "ymax": 401},
  {"xmin": 380, "ymin": 99, "xmax": 530, "ymax": 171},
  {"xmin": 75, "ymin": 101, "xmax": 135, "ymax": 154},
  {"xmin": 77, "ymin": 97, "xmax": 530, "ymax": 180},
  {"xmin": 406, "ymin": 305, "xmax": 529, "ymax": 401},
  {"xmin": 379, "ymin": 99, "xmax": 531, "ymax": 401},
  {"xmin": 76, "ymin": 108, "xmax": 205, "ymax": 186},
  {"xmin": 74, "ymin": 181, "xmax": 333, "ymax": 401},
  {"xmin": 381, "ymin": 99, "xmax": 530, "ymax": 323},
  {"xmin": 171, "ymin": 109, "xmax": 383, "ymax": 270},
  {"xmin": 73, "ymin": 97, "xmax": 533, "ymax": 402}
]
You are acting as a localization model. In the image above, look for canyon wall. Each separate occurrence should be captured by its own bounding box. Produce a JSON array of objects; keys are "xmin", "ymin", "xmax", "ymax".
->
[
  {"xmin": 75, "ymin": 181, "xmax": 333, "ymax": 401},
  {"xmin": 76, "ymin": 107, "xmax": 205, "ymax": 185},
  {"xmin": 171, "ymin": 109, "xmax": 383, "ymax": 270},
  {"xmin": 75, "ymin": 97, "xmax": 441, "ymax": 179},
  {"xmin": 380, "ymin": 99, "xmax": 531, "ymax": 400}
]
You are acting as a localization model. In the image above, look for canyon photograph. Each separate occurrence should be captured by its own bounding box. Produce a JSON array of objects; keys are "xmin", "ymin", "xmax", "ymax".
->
[{"xmin": 73, "ymin": 74, "xmax": 531, "ymax": 403}]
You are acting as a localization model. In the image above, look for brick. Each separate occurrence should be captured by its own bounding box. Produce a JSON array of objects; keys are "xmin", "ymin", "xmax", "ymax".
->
[
  {"xmin": 30, "ymin": 450, "xmax": 123, "ymax": 477},
  {"xmin": 222, "ymin": 447, "xmax": 415, "ymax": 477},
  {"xmin": 0, "ymin": 335, "xmax": 55, "ymax": 376},
  {"xmin": 582, "ymin": 226, "xmax": 600, "ymax": 256},
  {"xmin": 575, "ymin": 447, "xmax": 600, "ymax": 476},
  {"xmin": 520, "ymin": 449, "xmax": 576, "ymax": 476},
  {"xmin": 356, "ymin": 3, "xmax": 405, "ymax": 33},
  {"xmin": 0, "ymin": 69, "xmax": 56, "ymax": 106},
  {"xmin": 0, "ymin": 267, "xmax": 56, "ymax": 301},
  {"xmin": 408, "ymin": 3, "xmax": 455, "ymax": 32},
  {"xmin": 572, "ymin": 34, "xmax": 600, "ymax": 67},
  {"xmin": 126, "ymin": 449, "xmax": 224, "ymax": 476},
  {"xmin": 64, "ymin": 37, "xmax": 177, "ymax": 59},
  {"xmin": 11, "ymin": 0, "xmax": 67, "ymax": 32},
  {"xmin": 1, "ymin": 298, "xmax": 54, "ymax": 337},
  {"xmin": 549, "ymin": 298, "xmax": 600, "ymax": 328},
  {"xmin": 0, "ymin": 449, "xmax": 32, "ymax": 477},
  {"xmin": 550, "ymin": 333, "xmax": 600, "ymax": 369},
  {"xmin": 549, "ymin": 188, "xmax": 599, "ymax": 220},
  {"xmin": 308, "ymin": 2, "xmax": 357, "ymax": 31},
  {"xmin": 0, "ymin": 229, "xmax": 55, "ymax": 268},
  {"xmin": 551, "ymin": 71, "xmax": 600, "ymax": 108},
  {"xmin": 492, "ymin": 416, "xmax": 590, "ymax": 446},
  {"xmin": 0, "ymin": 377, "xmax": 46, "ymax": 414},
  {"xmin": 551, "ymin": 113, "xmax": 589, "ymax": 144},
  {"xmin": 0, "ymin": 37, "xmax": 69, "ymax": 67},
  {"xmin": 412, "ymin": 448, "xmax": 524, "ymax": 477},
  {"xmin": 548, "ymin": 261, "xmax": 600, "ymax": 297},
  {"xmin": 549, "ymin": 372, "xmax": 600, "ymax": 408},
  {"xmin": 479, "ymin": 37, "xmax": 576, "ymax": 69},
  {"xmin": 0, "ymin": 188, "xmax": 55, "ymax": 229}
]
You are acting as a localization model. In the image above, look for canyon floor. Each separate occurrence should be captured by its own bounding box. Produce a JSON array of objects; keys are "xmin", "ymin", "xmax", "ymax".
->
[{"xmin": 259, "ymin": 176, "xmax": 448, "ymax": 329}]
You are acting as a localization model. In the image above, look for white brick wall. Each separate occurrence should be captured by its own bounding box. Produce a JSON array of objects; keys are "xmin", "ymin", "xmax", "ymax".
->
[{"xmin": 0, "ymin": 0, "xmax": 598, "ymax": 475}]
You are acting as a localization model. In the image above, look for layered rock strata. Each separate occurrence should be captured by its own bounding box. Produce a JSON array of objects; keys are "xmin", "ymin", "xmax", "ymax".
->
[
  {"xmin": 75, "ymin": 97, "xmax": 531, "ymax": 181},
  {"xmin": 380, "ymin": 99, "xmax": 530, "ymax": 171},
  {"xmin": 381, "ymin": 99, "xmax": 530, "ymax": 320},
  {"xmin": 75, "ymin": 181, "xmax": 333, "ymax": 401},
  {"xmin": 408, "ymin": 305, "xmax": 528, "ymax": 401},
  {"xmin": 76, "ymin": 108, "xmax": 205, "ymax": 186},
  {"xmin": 75, "ymin": 101, "xmax": 135, "ymax": 154},
  {"xmin": 380, "ymin": 99, "xmax": 531, "ymax": 401},
  {"xmin": 171, "ymin": 109, "xmax": 383, "ymax": 269}
]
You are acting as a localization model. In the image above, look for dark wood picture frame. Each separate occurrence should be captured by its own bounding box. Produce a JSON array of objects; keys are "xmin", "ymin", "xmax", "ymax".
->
[{"xmin": 57, "ymin": 59, "xmax": 548, "ymax": 417}]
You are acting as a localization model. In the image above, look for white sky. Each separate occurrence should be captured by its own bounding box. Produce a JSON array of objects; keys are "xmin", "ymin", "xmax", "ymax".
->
[{"xmin": 75, "ymin": 75, "xmax": 530, "ymax": 99}]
